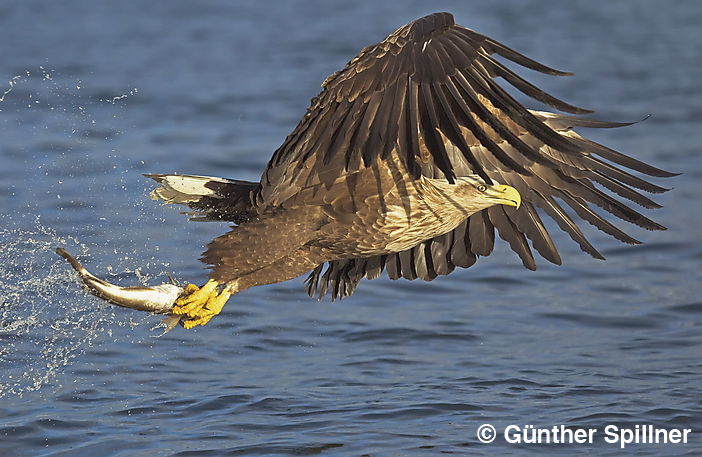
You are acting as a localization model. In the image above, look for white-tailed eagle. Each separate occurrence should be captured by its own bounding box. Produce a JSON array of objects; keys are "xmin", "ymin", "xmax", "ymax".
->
[{"xmin": 140, "ymin": 12, "xmax": 673, "ymax": 328}]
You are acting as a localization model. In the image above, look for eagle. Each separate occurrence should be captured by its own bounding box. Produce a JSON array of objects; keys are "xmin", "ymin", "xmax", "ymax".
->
[{"xmin": 145, "ymin": 12, "xmax": 673, "ymax": 329}]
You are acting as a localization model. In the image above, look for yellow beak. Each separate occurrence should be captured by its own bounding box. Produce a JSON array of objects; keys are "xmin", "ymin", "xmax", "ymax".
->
[{"xmin": 488, "ymin": 184, "xmax": 521, "ymax": 209}]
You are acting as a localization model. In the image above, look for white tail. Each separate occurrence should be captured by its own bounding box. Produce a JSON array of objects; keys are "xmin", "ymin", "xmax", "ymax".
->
[
  {"xmin": 145, "ymin": 174, "xmax": 232, "ymax": 204},
  {"xmin": 145, "ymin": 173, "xmax": 258, "ymax": 223}
]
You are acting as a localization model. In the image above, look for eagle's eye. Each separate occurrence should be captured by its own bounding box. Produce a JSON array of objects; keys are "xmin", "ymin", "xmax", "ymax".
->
[{"xmin": 477, "ymin": 184, "xmax": 487, "ymax": 192}]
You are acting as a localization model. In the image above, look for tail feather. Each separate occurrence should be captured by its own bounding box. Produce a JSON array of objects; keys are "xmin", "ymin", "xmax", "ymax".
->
[{"xmin": 145, "ymin": 174, "xmax": 258, "ymax": 223}]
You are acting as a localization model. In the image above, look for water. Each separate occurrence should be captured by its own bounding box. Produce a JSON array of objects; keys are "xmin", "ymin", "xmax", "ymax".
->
[{"xmin": 0, "ymin": 1, "xmax": 700, "ymax": 455}]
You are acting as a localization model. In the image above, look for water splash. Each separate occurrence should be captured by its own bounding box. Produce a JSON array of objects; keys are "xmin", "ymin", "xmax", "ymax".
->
[
  {"xmin": 0, "ymin": 74, "xmax": 25, "ymax": 103},
  {"xmin": 100, "ymin": 87, "xmax": 139, "ymax": 104},
  {"xmin": 0, "ymin": 66, "xmax": 186, "ymax": 397},
  {"xmin": 0, "ymin": 222, "xmax": 122, "ymax": 398}
]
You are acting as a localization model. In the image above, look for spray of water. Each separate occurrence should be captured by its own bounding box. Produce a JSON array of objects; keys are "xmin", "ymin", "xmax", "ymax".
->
[
  {"xmin": 0, "ymin": 66, "xmax": 186, "ymax": 397},
  {"xmin": 0, "ymin": 223, "xmax": 123, "ymax": 397}
]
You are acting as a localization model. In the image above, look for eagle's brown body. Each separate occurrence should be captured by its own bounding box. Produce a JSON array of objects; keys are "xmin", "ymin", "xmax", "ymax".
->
[
  {"xmin": 142, "ymin": 12, "xmax": 672, "ymax": 328},
  {"xmin": 151, "ymin": 152, "xmax": 518, "ymax": 294}
]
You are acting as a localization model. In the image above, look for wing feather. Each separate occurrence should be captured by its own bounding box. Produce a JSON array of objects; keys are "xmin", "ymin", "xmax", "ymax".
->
[
  {"xmin": 505, "ymin": 202, "xmax": 561, "ymax": 265},
  {"xmin": 480, "ymin": 54, "xmax": 591, "ymax": 114},
  {"xmin": 419, "ymin": 82, "xmax": 455, "ymax": 181},
  {"xmin": 448, "ymin": 220, "xmax": 476, "ymax": 268},
  {"xmin": 468, "ymin": 210, "xmax": 495, "ymax": 256},
  {"xmin": 430, "ymin": 231, "xmax": 456, "ymax": 276},
  {"xmin": 488, "ymin": 206, "xmax": 536, "ymax": 270},
  {"xmin": 248, "ymin": 13, "xmax": 673, "ymax": 299},
  {"xmin": 450, "ymin": 74, "xmax": 531, "ymax": 173}
]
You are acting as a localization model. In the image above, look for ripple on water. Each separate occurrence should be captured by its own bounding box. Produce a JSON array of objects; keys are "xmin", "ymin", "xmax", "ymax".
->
[
  {"xmin": 538, "ymin": 312, "xmax": 663, "ymax": 330},
  {"xmin": 341, "ymin": 327, "xmax": 479, "ymax": 344}
]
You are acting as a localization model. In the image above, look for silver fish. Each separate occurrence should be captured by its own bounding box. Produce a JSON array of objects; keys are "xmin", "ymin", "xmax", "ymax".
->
[{"xmin": 56, "ymin": 247, "xmax": 183, "ymax": 333}]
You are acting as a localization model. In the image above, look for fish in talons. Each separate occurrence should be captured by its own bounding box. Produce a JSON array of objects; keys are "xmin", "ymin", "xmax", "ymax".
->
[{"xmin": 55, "ymin": 247, "xmax": 184, "ymax": 334}]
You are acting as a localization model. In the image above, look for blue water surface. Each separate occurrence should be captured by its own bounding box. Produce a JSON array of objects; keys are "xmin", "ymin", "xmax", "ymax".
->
[{"xmin": 0, "ymin": 1, "xmax": 700, "ymax": 456}]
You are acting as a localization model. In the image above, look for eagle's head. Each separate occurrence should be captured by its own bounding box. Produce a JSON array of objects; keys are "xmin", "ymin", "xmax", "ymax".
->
[{"xmin": 453, "ymin": 175, "xmax": 521, "ymax": 211}]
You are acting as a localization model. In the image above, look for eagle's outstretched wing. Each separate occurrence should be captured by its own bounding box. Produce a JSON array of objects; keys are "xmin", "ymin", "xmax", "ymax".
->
[{"xmin": 250, "ymin": 12, "xmax": 673, "ymax": 299}]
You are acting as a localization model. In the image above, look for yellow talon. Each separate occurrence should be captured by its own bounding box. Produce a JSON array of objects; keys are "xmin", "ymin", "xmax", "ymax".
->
[
  {"xmin": 181, "ymin": 283, "xmax": 200, "ymax": 295},
  {"xmin": 172, "ymin": 279, "xmax": 232, "ymax": 328}
]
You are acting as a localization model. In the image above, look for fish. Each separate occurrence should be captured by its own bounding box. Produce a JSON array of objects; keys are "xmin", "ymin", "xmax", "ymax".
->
[{"xmin": 55, "ymin": 247, "xmax": 183, "ymax": 333}]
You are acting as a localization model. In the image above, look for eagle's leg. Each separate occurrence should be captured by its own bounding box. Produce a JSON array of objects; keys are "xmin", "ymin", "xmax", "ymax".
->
[
  {"xmin": 172, "ymin": 245, "xmax": 329, "ymax": 329},
  {"xmin": 172, "ymin": 279, "xmax": 235, "ymax": 329}
]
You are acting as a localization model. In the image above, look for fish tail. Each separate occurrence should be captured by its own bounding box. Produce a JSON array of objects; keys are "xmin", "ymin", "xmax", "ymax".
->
[{"xmin": 55, "ymin": 247, "xmax": 88, "ymax": 275}]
